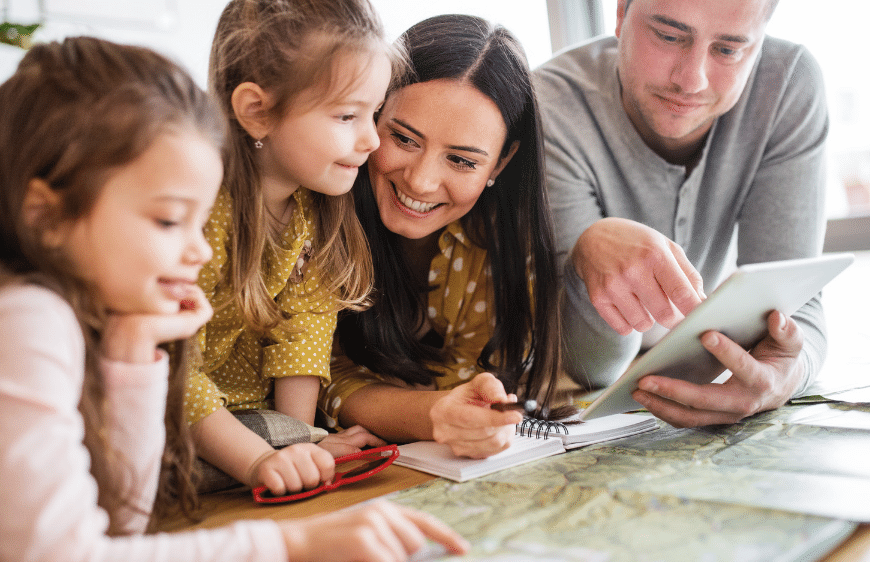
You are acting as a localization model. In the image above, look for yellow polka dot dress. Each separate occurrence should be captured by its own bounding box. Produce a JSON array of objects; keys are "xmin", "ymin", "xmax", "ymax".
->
[
  {"xmin": 319, "ymin": 221, "xmax": 493, "ymax": 428},
  {"xmin": 185, "ymin": 187, "xmax": 335, "ymax": 426}
]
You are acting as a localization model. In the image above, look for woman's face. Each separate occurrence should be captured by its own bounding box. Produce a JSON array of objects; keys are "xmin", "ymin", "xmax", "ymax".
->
[{"xmin": 368, "ymin": 79, "xmax": 516, "ymax": 241}]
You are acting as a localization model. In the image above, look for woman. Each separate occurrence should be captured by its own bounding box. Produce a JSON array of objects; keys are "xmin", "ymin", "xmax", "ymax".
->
[{"xmin": 319, "ymin": 14, "xmax": 565, "ymax": 459}]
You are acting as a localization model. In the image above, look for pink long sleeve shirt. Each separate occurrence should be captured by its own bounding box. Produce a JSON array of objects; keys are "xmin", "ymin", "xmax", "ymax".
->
[{"xmin": 0, "ymin": 283, "xmax": 287, "ymax": 562}]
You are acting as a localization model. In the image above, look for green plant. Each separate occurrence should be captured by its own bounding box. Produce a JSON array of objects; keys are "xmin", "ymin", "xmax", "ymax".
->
[{"xmin": 1, "ymin": 22, "xmax": 40, "ymax": 49}]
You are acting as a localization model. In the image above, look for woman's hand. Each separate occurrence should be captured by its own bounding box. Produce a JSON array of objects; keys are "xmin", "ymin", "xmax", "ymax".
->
[
  {"xmin": 279, "ymin": 500, "xmax": 469, "ymax": 562},
  {"xmin": 317, "ymin": 425, "xmax": 388, "ymax": 458},
  {"xmin": 249, "ymin": 442, "xmax": 336, "ymax": 496},
  {"xmin": 101, "ymin": 285, "xmax": 212, "ymax": 364},
  {"xmin": 429, "ymin": 372, "xmax": 523, "ymax": 459}
]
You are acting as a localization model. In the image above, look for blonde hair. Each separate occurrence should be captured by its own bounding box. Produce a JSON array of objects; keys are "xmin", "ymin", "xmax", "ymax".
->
[
  {"xmin": 0, "ymin": 37, "xmax": 226, "ymax": 530},
  {"xmin": 209, "ymin": 0, "xmax": 404, "ymax": 333}
]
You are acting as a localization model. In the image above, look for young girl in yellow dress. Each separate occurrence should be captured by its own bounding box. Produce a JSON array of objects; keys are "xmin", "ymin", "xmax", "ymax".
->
[{"xmin": 184, "ymin": 0, "xmax": 400, "ymax": 495}]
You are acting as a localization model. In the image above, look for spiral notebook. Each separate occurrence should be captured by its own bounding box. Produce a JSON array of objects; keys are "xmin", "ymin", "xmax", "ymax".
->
[
  {"xmin": 395, "ymin": 435, "xmax": 565, "ymax": 482},
  {"xmin": 394, "ymin": 413, "xmax": 658, "ymax": 481},
  {"xmin": 518, "ymin": 413, "xmax": 658, "ymax": 450}
]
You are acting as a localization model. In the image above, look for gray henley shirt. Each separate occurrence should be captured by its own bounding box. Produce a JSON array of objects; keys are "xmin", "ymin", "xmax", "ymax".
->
[{"xmin": 535, "ymin": 35, "xmax": 829, "ymax": 396}]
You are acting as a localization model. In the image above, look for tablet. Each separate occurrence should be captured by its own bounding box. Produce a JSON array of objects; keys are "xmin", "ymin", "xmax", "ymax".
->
[{"xmin": 578, "ymin": 253, "xmax": 855, "ymax": 421}]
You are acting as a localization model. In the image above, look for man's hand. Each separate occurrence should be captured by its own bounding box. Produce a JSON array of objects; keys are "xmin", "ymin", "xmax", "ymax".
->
[
  {"xmin": 573, "ymin": 218, "xmax": 705, "ymax": 334},
  {"xmin": 632, "ymin": 311, "xmax": 805, "ymax": 427}
]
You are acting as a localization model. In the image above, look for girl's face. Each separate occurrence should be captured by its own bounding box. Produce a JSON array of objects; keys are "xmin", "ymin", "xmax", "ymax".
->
[
  {"xmin": 368, "ymin": 79, "xmax": 516, "ymax": 241},
  {"xmin": 259, "ymin": 49, "xmax": 392, "ymax": 198},
  {"xmin": 58, "ymin": 129, "xmax": 222, "ymax": 315}
]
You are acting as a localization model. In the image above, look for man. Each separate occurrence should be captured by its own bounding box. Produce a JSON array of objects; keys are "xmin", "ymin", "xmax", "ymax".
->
[{"xmin": 535, "ymin": 0, "xmax": 828, "ymax": 427}]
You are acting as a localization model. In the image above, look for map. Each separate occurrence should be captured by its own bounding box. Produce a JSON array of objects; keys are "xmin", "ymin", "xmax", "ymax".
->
[{"xmin": 386, "ymin": 402, "xmax": 870, "ymax": 561}]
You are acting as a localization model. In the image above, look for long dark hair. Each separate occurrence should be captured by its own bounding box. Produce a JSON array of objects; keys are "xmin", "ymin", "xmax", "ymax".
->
[
  {"xmin": 0, "ymin": 37, "xmax": 226, "ymax": 530},
  {"xmin": 338, "ymin": 14, "xmax": 562, "ymax": 413}
]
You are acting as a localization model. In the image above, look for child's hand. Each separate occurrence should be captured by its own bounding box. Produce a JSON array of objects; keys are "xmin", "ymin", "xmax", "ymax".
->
[
  {"xmin": 278, "ymin": 500, "xmax": 469, "ymax": 562},
  {"xmin": 249, "ymin": 442, "xmax": 335, "ymax": 496},
  {"xmin": 101, "ymin": 286, "xmax": 213, "ymax": 363},
  {"xmin": 317, "ymin": 425, "xmax": 387, "ymax": 458}
]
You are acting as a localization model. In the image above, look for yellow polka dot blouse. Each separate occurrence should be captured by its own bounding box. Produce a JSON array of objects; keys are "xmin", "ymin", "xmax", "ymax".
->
[
  {"xmin": 185, "ymin": 187, "xmax": 336, "ymax": 426},
  {"xmin": 319, "ymin": 221, "xmax": 492, "ymax": 429}
]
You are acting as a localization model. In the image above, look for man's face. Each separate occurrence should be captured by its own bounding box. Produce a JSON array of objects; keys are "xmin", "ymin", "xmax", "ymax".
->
[{"xmin": 615, "ymin": 0, "xmax": 770, "ymax": 162}]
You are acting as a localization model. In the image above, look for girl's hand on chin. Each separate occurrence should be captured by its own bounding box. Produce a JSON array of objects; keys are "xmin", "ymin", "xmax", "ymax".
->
[{"xmin": 101, "ymin": 286, "xmax": 213, "ymax": 364}]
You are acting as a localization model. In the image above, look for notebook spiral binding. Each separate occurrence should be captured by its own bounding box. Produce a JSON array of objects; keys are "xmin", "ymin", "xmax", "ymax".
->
[{"xmin": 518, "ymin": 417, "xmax": 569, "ymax": 439}]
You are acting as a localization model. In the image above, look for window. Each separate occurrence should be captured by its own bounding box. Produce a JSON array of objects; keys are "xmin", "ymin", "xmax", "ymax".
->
[
  {"xmin": 372, "ymin": 1, "xmax": 553, "ymax": 68},
  {"xmin": 3, "ymin": 1, "xmax": 556, "ymax": 93},
  {"xmin": 766, "ymin": 1, "xmax": 870, "ymax": 219}
]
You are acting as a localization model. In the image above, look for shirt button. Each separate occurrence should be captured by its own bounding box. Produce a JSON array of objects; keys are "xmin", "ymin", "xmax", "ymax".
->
[{"xmin": 677, "ymin": 217, "xmax": 687, "ymax": 226}]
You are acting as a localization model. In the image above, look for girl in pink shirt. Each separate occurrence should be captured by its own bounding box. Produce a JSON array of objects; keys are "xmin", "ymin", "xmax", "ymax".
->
[{"xmin": 0, "ymin": 36, "xmax": 466, "ymax": 562}]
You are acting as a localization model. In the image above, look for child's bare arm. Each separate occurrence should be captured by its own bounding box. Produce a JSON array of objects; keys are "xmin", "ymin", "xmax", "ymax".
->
[
  {"xmin": 191, "ymin": 407, "xmax": 276, "ymax": 485},
  {"xmin": 191, "ymin": 407, "xmax": 334, "ymax": 493},
  {"xmin": 274, "ymin": 375, "xmax": 321, "ymax": 425}
]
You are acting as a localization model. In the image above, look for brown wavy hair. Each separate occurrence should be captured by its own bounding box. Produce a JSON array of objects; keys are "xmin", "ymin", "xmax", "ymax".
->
[
  {"xmin": 208, "ymin": 0, "xmax": 405, "ymax": 332},
  {"xmin": 0, "ymin": 37, "xmax": 226, "ymax": 531}
]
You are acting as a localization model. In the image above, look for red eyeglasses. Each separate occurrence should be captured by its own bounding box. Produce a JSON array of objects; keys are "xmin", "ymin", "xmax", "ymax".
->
[{"xmin": 252, "ymin": 444, "xmax": 400, "ymax": 504}]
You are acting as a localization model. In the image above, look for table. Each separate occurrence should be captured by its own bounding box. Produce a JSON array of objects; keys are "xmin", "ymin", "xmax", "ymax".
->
[
  {"xmin": 162, "ymin": 253, "xmax": 870, "ymax": 559},
  {"xmin": 158, "ymin": 464, "xmax": 435, "ymax": 533},
  {"xmin": 160, "ymin": 452, "xmax": 870, "ymax": 561}
]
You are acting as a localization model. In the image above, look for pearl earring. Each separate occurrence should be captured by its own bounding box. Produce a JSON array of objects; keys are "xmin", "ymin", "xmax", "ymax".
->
[
  {"xmin": 254, "ymin": 138, "xmax": 264, "ymax": 149},
  {"xmin": 486, "ymin": 178, "xmax": 495, "ymax": 187}
]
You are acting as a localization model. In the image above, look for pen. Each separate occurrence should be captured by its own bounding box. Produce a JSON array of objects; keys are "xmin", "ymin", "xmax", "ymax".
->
[{"xmin": 491, "ymin": 399, "xmax": 537, "ymax": 413}]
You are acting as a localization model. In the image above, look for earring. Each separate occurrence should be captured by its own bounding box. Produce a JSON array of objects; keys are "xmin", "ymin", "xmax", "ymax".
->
[
  {"xmin": 254, "ymin": 138, "xmax": 264, "ymax": 149},
  {"xmin": 486, "ymin": 178, "xmax": 495, "ymax": 187}
]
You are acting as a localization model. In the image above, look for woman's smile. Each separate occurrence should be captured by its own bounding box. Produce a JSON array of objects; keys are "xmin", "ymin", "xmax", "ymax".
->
[
  {"xmin": 370, "ymin": 79, "xmax": 511, "ymax": 241},
  {"xmin": 392, "ymin": 182, "xmax": 443, "ymax": 215}
]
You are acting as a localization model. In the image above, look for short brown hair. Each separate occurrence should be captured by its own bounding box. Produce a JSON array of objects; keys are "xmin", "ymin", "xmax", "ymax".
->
[{"xmin": 623, "ymin": 0, "xmax": 780, "ymax": 21}]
